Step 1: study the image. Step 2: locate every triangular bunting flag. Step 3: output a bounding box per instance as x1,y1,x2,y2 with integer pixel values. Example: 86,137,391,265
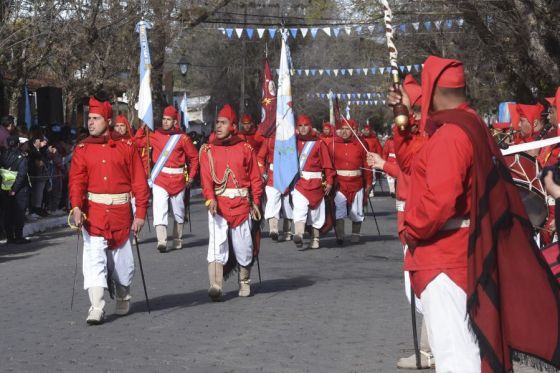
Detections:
414,64,420,72
457,18,464,27
355,69,361,75
340,69,347,75
399,65,405,72
296,69,302,76
257,28,265,38
225,28,234,39
379,67,385,74
290,69,295,76
301,28,308,38
333,69,339,76
305,69,310,76
399,24,406,33
382,100,386,105
322,27,331,36
357,93,361,99
363,68,368,75
268,28,277,38
412,22,420,31
325,69,331,76
235,28,243,38
333,27,340,37
347,94,352,99
407,65,412,72
374,100,378,105
434,20,442,30
345,26,352,36
445,19,453,29
310,69,317,76
316,93,320,98
370,67,377,75
424,21,432,31
348,69,354,76
367,93,372,99
368,25,375,33
289,28,298,38
246,28,254,39
319,69,324,76
310,28,318,38
337,94,341,99
355,26,363,33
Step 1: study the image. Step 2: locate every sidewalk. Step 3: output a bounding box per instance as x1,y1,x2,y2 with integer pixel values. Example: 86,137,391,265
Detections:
19,188,202,237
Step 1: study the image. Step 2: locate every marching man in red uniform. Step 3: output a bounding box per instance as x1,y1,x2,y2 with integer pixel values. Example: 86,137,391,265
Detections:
200,104,263,301
319,122,334,142
382,134,397,197
330,119,373,245
135,106,199,253
390,56,560,372
361,124,383,195
237,113,264,153
69,97,149,325
291,114,335,249
257,135,294,241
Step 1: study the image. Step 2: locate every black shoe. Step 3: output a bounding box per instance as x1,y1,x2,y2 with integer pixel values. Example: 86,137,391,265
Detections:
390,193,396,199
270,232,279,241
336,239,344,246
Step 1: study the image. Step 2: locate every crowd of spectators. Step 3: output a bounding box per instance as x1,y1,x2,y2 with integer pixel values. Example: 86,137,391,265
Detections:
0,115,78,244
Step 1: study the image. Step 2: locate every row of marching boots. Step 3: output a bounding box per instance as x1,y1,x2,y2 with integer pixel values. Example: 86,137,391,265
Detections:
155,222,183,253
267,218,362,249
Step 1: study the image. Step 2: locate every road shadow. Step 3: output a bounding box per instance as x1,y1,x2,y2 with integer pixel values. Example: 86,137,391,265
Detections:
138,236,208,249
130,276,315,313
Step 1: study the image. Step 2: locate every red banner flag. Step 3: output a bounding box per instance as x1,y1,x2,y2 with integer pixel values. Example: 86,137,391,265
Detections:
259,58,277,138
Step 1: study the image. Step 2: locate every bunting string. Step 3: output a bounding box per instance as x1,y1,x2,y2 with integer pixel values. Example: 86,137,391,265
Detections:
274,63,423,77
217,19,464,40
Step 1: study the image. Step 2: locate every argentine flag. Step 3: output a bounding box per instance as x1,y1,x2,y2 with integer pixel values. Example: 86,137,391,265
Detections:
273,30,298,192
135,20,154,130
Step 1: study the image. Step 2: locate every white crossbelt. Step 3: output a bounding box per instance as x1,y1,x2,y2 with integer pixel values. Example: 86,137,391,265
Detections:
388,153,396,158
216,188,249,199
162,167,184,174
300,171,322,180
337,169,362,177
269,164,273,171
87,192,130,205
396,199,405,212
441,218,470,231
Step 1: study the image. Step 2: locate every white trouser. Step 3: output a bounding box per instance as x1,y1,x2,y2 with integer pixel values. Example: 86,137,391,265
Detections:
291,189,325,229
207,212,253,266
387,174,396,194
403,244,423,314
152,184,185,226
131,196,136,216
334,189,364,222
82,228,135,290
264,185,293,220
421,273,481,373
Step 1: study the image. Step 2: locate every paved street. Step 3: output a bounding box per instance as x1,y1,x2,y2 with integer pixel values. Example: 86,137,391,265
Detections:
0,188,539,372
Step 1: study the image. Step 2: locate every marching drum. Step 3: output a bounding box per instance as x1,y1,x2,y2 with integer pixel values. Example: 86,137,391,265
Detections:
503,152,548,228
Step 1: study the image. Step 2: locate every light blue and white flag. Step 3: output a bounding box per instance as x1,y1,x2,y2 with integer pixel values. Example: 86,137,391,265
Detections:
180,92,189,129
273,30,298,192
24,83,32,129
135,20,154,130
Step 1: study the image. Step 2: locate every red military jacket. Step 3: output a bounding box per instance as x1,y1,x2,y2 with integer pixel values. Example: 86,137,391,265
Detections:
330,136,373,203
200,135,263,228
382,137,397,165
390,126,430,236
363,133,383,155
257,136,275,188
69,133,150,249
238,127,264,153
403,105,476,296
294,134,335,209
135,127,199,195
